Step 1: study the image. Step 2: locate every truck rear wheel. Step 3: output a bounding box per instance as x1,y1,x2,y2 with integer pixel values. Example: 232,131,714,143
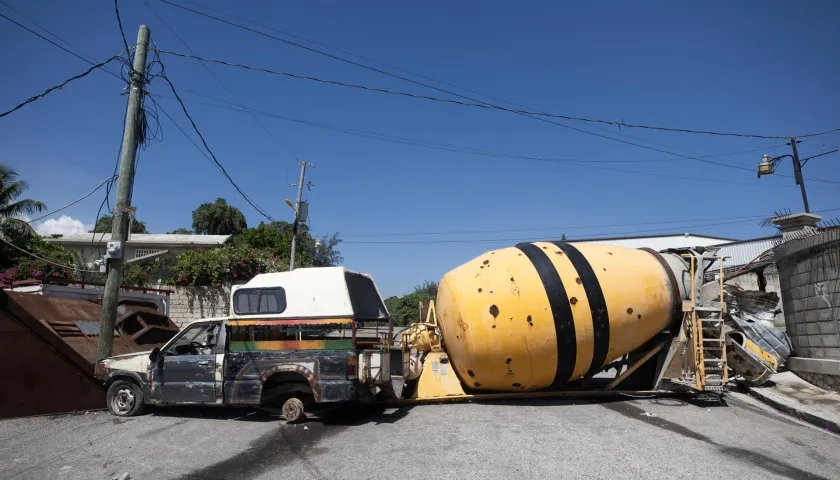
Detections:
282,397,306,423
107,380,146,417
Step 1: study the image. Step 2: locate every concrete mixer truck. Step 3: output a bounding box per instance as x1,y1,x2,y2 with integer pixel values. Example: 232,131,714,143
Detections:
95,241,774,422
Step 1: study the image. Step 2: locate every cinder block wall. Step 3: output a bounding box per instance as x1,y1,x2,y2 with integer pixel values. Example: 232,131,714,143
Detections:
167,285,231,327
776,229,840,390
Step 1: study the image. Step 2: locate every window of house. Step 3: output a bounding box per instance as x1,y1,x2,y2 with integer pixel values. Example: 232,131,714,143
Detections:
233,288,287,315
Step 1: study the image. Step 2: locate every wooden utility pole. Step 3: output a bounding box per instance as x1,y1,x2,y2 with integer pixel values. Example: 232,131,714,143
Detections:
96,25,150,361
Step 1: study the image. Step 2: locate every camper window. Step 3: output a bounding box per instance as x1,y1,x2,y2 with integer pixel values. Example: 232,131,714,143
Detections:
233,288,287,315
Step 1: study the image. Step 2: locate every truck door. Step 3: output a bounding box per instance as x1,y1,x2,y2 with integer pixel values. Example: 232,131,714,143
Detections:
153,322,221,404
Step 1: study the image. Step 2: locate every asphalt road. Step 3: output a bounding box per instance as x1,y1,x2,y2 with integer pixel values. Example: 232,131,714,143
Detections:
1,392,838,480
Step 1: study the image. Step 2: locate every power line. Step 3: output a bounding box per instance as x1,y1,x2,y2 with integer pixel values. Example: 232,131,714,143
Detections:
158,50,837,143
0,237,100,273
154,2,840,141
802,147,840,164
152,90,773,164
155,50,840,183
329,207,840,239
141,0,299,162
0,56,122,119
26,176,117,224
174,0,840,145
0,10,125,82
113,0,132,61
155,0,840,177
166,0,794,166
150,91,840,190
340,209,840,244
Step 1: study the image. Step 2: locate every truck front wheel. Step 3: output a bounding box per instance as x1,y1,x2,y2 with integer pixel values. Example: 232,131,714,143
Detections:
282,397,306,423
107,380,146,417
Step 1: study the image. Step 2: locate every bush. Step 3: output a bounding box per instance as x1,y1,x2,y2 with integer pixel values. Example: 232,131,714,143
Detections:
168,244,288,287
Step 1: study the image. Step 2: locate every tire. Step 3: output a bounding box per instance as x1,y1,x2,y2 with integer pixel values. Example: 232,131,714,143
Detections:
107,380,146,417
281,397,306,423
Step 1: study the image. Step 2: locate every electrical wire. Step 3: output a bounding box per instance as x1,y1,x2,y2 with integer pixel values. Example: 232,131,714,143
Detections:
0,11,127,83
338,212,840,244
141,0,299,162
0,56,123,119
150,90,840,190
153,4,840,141
158,50,834,141
114,0,132,62
164,0,795,166
147,93,277,222
0,0,125,80
151,90,775,164
157,0,840,179
801,147,840,165
331,211,830,238
172,0,840,145
25,176,118,224
0,237,101,273
155,50,840,183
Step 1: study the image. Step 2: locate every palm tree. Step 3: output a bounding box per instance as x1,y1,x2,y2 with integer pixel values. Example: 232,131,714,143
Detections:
0,164,46,239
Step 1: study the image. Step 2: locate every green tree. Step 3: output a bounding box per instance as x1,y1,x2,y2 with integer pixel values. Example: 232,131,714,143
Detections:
413,280,438,298
168,228,194,235
312,233,344,267
192,198,247,235
384,280,439,326
234,221,343,268
90,214,148,234
0,164,46,243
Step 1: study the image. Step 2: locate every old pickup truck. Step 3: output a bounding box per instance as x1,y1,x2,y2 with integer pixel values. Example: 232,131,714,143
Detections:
94,267,405,422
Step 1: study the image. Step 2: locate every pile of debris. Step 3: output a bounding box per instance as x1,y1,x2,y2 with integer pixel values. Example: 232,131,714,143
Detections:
722,285,792,386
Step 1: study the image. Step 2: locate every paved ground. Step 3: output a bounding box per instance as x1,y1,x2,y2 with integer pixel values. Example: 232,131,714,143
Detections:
1,392,839,480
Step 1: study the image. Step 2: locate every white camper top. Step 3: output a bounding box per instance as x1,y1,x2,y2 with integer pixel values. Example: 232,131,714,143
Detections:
229,266,389,320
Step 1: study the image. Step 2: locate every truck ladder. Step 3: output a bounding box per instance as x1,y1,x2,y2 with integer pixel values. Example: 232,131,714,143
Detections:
684,253,729,393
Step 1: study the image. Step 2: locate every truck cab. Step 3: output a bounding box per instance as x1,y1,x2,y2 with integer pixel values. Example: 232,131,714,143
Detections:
94,267,404,422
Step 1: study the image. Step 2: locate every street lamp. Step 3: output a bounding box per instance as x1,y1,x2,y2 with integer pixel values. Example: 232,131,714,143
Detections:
758,140,840,214
758,137,810,213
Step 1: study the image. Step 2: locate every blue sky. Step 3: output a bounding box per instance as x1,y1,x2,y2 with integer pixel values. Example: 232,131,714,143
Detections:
1,0,839,296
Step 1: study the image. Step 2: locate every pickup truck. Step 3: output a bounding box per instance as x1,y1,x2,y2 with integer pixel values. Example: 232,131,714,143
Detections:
94,267,405,423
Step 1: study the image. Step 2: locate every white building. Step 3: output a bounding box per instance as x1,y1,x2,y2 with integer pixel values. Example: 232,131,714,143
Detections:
45,233,231,267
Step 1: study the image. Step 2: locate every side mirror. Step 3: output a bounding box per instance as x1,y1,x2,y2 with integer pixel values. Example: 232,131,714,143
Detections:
149,347,161,364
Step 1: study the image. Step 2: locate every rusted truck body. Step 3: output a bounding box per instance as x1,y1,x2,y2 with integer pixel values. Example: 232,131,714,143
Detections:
94,267,400,422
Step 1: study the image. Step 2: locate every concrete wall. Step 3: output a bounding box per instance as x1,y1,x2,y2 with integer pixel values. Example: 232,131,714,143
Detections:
725,264,781,294
167,285,231,327
776,229,840,390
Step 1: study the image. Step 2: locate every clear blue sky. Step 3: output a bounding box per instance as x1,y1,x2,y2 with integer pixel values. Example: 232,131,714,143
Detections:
2,1,839,297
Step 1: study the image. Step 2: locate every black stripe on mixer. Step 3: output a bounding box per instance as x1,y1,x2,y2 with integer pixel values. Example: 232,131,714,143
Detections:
515,242,576,386
552,242,610,376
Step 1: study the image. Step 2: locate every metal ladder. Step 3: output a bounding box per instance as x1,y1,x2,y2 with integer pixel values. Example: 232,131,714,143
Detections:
684,252,729,393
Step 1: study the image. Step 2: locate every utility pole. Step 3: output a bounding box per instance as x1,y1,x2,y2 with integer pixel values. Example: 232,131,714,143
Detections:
289,160,307,270
789,137,810,213
96,25,150,361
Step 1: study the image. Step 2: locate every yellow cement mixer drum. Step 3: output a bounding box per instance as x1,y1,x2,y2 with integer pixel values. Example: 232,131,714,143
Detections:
436,241,681,392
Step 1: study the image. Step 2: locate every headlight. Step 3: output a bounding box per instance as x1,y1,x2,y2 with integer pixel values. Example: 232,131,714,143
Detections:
93,361,107,379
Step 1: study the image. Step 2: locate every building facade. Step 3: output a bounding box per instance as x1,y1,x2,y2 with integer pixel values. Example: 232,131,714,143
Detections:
45,233,231,267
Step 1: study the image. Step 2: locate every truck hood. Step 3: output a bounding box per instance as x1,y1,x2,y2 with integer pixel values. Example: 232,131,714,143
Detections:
100,350,152,374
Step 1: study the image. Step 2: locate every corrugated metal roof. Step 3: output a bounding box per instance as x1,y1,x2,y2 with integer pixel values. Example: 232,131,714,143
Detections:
571,233,737,251
46,233,230,247
708,235,780,269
